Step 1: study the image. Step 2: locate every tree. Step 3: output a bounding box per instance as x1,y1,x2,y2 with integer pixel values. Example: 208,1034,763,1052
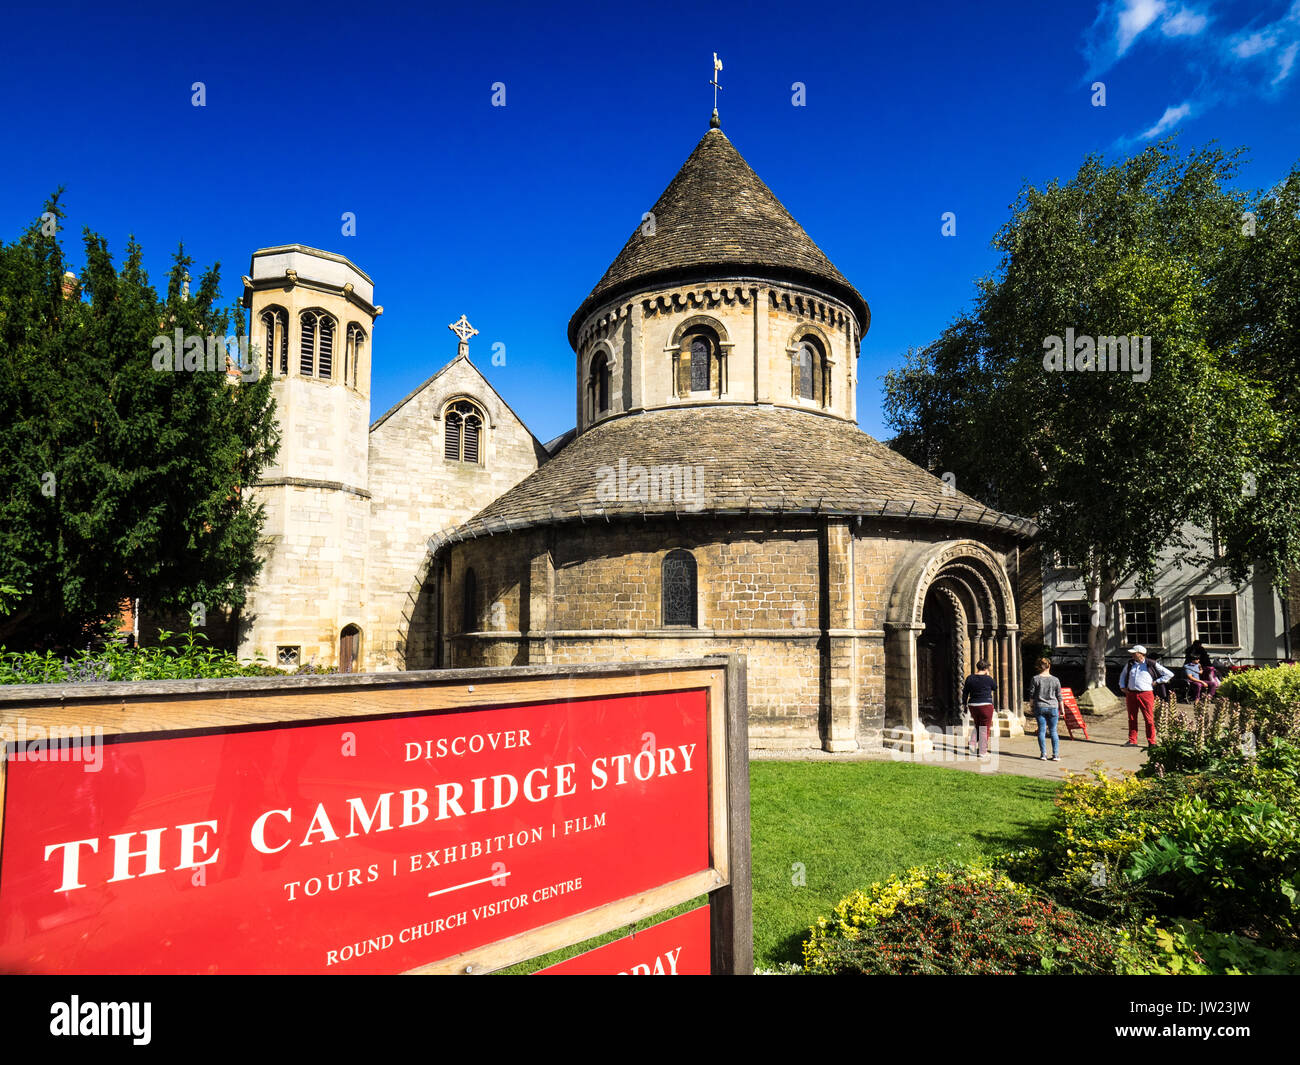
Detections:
883,142,1298,694
0,194,279,650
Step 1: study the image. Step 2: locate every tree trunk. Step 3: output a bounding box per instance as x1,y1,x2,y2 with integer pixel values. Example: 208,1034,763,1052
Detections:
1084,566,1114,691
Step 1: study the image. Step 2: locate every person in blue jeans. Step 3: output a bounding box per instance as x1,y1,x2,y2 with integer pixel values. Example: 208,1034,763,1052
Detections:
1027,657,1064,761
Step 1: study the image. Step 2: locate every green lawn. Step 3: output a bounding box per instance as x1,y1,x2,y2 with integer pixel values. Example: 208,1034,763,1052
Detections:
500,760,1060,973
750,761,1060,968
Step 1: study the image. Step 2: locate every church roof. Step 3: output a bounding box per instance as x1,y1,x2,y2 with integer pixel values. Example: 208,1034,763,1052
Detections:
441,406,1036,543
568,129,870,346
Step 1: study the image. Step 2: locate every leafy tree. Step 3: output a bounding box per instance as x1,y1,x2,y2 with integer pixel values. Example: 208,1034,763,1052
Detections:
0,194,279,650
883,142,1298,692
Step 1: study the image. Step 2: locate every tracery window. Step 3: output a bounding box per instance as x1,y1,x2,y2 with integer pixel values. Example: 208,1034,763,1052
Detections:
260,307,288,375
299,309,336,378
344,323,366,389
445,399,485,465
662,549,698,627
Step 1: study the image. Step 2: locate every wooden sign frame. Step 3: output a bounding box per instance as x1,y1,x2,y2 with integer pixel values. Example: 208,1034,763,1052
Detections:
0,655,752,975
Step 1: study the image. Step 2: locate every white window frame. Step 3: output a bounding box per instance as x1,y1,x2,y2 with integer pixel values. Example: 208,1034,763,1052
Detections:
1119,597,1163,650
1189,595,1239,649
1055,601,1090,647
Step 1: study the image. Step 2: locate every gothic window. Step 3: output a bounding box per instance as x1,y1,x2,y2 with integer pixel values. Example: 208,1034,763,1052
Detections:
662,549,698,627
792,336,830,406
587,351,611,419
260,307,287,375
345,323,366,389
299,309,336,378
444,399,485,465
462,568,478,633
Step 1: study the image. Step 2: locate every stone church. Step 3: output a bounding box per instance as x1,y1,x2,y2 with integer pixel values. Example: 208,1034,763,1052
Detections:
236,121,1038,752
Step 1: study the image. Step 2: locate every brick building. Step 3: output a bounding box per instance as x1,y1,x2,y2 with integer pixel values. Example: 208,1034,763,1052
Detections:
236,121,1038,752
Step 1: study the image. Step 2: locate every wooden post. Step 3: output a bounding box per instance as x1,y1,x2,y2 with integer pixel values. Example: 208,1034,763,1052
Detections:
710,654,753,974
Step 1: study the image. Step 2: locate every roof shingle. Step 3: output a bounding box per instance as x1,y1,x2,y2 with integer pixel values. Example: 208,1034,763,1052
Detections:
568,129,870,345
443,406,1036,543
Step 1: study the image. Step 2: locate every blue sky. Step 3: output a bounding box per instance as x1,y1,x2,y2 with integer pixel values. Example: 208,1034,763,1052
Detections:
2,0,1297,443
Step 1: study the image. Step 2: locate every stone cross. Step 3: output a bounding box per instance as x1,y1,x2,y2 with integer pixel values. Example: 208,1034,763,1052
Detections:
448,315,478,358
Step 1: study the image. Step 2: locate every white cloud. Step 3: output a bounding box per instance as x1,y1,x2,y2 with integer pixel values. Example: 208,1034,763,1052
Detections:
1118,0,1167,54
1275,40,1299,83
1162,7,1207,37
1139,101,1193,138
1234,31,1276,58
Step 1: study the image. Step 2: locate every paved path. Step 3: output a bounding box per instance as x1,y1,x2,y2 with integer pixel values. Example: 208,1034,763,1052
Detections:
752,705,1147,781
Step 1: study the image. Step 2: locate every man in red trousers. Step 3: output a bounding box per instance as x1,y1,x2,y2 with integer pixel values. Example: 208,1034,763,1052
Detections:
1118,644,1173,748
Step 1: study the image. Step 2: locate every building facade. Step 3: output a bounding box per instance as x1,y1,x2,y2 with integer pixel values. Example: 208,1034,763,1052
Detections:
235,124,1039,752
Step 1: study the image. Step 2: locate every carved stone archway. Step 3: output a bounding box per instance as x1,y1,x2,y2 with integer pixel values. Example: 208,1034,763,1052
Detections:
884,539,1023,752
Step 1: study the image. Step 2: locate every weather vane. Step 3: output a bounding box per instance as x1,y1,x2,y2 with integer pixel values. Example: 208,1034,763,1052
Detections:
710,52,723,128
448,314,478,357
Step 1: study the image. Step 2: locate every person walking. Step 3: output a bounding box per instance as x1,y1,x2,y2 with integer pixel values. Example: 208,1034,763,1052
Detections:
962,659,998,759
1119,644,1173,748
1028,657,1064,761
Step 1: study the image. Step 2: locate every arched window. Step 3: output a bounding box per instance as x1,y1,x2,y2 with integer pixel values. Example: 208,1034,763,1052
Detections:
344,323,366,389
793,336,830,406
587,351,611,419
675,326,725,398
299,309,336,378
444,399,485,465
662,549,698,627
260,307,287,375
462,568,477,632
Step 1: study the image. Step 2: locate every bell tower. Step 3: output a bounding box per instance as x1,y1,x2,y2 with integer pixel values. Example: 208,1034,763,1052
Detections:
238,245,382,670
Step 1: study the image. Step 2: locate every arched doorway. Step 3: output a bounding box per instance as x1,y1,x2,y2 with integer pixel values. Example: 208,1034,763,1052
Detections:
339,624,362,673
885,539,1021,749
918,585,962,726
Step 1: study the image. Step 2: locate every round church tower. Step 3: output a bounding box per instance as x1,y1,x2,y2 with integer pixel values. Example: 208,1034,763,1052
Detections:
427,126,1038,753
569,127,869,431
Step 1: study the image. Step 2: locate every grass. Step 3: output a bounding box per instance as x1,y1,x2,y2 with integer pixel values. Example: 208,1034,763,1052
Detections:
501,759,1060,972
750,760,1060,969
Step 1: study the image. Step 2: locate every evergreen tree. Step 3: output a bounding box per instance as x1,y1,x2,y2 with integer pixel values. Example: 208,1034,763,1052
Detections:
0,194,279,650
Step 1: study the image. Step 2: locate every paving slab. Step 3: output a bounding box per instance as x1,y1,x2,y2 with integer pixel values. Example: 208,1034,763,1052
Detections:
751,701,1149,782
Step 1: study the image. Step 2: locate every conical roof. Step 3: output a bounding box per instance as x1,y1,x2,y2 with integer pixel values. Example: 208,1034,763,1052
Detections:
441,406,1037,544
568,128,870,346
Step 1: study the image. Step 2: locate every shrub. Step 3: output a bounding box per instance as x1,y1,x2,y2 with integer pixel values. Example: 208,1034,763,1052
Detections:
1127,790,1300,945
1117,918,1300,975
1215,665,1300,741
805,868,1118,975
0,630,332,684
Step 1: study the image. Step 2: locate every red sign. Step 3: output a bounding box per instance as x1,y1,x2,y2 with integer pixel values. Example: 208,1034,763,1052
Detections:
1058,687,1090,740
536,905,710,975
0,689,710,974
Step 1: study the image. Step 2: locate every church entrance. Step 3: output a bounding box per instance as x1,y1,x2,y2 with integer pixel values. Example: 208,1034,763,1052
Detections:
918,585,961,726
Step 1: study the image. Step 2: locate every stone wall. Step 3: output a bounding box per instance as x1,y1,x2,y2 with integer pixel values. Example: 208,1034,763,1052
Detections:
366,355,545,670
435,514,1024,750
572,279,860,433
